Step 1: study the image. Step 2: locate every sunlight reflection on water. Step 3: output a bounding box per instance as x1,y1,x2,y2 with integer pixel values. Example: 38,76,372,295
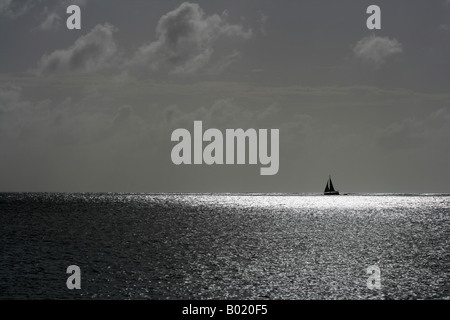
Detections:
0,193,449,299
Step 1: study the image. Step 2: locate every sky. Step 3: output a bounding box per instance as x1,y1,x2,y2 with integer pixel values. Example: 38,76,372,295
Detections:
0,0,449,193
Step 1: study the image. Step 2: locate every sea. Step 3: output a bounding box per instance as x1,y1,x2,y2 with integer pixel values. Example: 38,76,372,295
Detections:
0,192,448,300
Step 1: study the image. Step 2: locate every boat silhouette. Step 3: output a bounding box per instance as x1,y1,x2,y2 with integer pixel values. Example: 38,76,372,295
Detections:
324,175,339,195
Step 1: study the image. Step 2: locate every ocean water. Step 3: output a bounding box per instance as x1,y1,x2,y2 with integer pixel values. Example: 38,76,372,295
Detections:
0,193,448,300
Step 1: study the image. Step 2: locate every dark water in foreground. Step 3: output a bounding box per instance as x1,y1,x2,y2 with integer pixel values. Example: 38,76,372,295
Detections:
0,193,449,300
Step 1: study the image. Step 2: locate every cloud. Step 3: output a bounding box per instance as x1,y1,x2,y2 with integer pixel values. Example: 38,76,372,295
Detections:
38,7,62,31
259,11,269,24
353,35,403,67
37,0,87,31
2,77,449,192
162,99,257,131
0,83,143,153
63,0,87,6
0,0,33,19
258,11,269,36
0,0,87,30
0,0,11,14
33,2,251,77
0,83,23,110
37,23,119,75
112,105,137,134
128,2,252,75
160,99,311,147
0,83,51,145
280,114,313,147
377,108,450,150
206,50,241,75
377,118,425,149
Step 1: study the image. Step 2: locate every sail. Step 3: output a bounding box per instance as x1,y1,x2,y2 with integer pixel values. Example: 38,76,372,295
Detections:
324,181,330,193
329,177,335,191
323,175,339,195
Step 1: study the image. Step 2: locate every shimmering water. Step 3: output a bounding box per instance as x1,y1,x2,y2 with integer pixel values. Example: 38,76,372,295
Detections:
0,193,449,299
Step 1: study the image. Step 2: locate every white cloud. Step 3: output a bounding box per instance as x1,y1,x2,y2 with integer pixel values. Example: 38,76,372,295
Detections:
127,2,252,75
33,2,251,76
353,35,403,67
37,23,119,75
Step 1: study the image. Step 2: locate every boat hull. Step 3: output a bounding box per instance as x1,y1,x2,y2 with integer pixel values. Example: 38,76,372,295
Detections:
324,191,340,195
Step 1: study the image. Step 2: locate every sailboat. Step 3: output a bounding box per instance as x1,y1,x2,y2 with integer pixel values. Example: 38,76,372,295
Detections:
324,175,339,195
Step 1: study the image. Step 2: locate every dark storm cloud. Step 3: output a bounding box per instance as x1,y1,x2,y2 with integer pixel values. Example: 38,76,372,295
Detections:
128,2,252,74
37,23,119,75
